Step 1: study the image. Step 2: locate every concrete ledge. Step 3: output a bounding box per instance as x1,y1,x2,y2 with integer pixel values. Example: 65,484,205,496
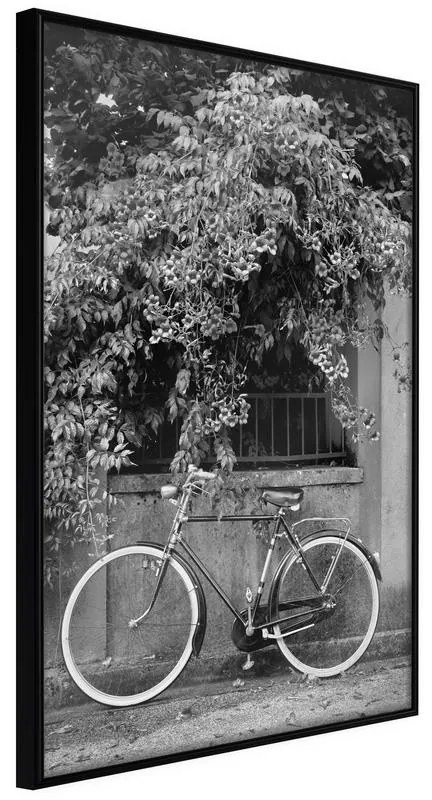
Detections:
109,467,364,494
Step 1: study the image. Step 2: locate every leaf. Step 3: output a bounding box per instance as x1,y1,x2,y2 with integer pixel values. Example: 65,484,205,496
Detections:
397,152,410,168
42,45,412,574
49,724,74,736
127,219,139,238
175,369,191,396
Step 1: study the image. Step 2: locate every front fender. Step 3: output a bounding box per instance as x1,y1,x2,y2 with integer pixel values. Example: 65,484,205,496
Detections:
268,530,382,620
136,541,207,657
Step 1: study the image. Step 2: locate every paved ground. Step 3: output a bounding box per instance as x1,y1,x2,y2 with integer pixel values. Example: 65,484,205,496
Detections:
44,656,412,778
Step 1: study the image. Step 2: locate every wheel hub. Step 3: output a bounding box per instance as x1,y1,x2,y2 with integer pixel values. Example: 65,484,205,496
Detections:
323,595,337,614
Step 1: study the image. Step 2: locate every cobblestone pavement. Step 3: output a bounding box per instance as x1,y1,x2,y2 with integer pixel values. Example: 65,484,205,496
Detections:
44,656,412,778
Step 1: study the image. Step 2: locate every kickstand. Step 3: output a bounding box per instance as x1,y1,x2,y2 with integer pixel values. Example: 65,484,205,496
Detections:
242,653,255,671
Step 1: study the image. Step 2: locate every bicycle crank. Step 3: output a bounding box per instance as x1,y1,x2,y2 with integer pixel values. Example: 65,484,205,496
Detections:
262,622,315,640
231,607,273,653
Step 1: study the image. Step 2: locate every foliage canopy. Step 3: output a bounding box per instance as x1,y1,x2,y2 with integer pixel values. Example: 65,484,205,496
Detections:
43,24,412,558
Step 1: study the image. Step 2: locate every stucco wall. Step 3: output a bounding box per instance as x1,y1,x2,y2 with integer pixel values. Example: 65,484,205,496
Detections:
44,445,413,670
110,468,367,662
379,291,412,631
345,289,413,637
45,467,364,665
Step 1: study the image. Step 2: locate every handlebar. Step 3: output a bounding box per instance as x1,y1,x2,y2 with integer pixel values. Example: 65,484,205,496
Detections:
192,469,215,482
186,465,215,483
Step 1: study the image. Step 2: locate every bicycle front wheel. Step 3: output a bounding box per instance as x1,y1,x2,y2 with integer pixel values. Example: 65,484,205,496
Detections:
273,534,379,677
62,545,199,706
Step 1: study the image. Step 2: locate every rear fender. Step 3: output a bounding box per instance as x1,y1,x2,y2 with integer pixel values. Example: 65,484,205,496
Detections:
136,541,207,657
268,530,382,619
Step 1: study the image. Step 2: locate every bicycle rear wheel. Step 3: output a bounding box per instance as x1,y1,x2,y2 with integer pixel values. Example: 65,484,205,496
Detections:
273,534,379,677
62,545,199,706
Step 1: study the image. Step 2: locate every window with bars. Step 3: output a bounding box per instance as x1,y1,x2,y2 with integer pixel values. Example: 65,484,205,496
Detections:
140,393,345,468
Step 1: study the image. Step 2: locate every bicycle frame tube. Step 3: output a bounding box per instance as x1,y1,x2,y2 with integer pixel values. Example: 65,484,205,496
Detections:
179,538,245,624
185,514,276,522
278,515,324,594
178,520,327,631
178,507,326,627
252,512,283,616
131,477,328,632
173,506,284,626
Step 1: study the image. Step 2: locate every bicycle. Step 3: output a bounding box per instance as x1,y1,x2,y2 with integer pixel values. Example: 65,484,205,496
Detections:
62,465,381,707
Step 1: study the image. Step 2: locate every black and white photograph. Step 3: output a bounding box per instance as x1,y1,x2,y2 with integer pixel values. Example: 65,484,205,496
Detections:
16,6,418,789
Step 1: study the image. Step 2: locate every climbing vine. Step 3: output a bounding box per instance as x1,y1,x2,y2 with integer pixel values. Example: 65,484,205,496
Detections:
43,25,413,565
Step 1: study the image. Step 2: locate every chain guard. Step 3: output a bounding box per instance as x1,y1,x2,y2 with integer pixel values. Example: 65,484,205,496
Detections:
231,607,273,653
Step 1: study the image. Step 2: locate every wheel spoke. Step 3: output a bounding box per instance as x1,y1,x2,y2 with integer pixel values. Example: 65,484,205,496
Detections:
274,535,379,677
62,546,199,705
331,557,369,596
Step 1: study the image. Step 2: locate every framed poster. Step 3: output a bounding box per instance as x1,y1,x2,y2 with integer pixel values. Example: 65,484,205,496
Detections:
16,7,418,789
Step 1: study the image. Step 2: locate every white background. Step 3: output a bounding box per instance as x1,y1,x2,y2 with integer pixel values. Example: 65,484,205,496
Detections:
2,0,430,797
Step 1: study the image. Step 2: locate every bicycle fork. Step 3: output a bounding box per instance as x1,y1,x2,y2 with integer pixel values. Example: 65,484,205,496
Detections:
128,485,192,629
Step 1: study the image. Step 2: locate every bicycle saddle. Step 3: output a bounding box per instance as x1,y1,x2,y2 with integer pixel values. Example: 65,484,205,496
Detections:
261,487,304,507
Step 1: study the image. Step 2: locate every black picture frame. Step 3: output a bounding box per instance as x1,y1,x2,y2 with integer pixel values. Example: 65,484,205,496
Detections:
16,7,419,789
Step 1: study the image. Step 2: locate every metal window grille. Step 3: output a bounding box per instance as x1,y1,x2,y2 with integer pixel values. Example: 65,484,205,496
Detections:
140,393,345,466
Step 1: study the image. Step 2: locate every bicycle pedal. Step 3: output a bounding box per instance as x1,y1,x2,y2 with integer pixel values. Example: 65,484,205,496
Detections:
242,654,255,671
